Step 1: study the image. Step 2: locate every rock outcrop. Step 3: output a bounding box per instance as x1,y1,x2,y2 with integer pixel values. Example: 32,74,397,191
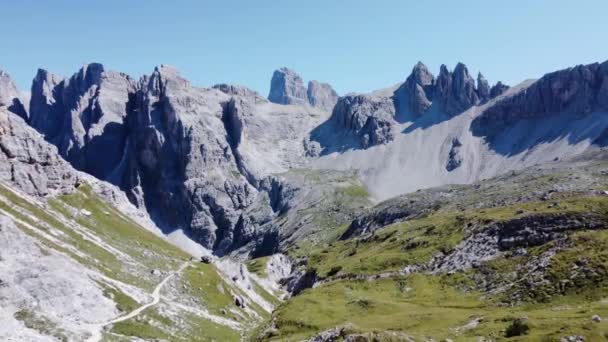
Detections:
307,80,338,112
473,61,608,137
0,107,78,196
330,94,395,148
0,70,27,120
120,65,257,253
268,68,338,111
28,64,136,180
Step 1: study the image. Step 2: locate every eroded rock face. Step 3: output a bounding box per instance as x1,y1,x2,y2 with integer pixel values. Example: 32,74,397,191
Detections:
123,65,257,253
29,64,136,180
474,61,608,135
307,80,338,112
0,108,78,196
213,83,267,104
330,94,395,148
396,62,435,115
0,70,27,120
268,67,308,106
268,68,339,111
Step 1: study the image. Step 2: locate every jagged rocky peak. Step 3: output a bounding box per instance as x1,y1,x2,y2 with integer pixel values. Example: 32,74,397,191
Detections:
330,93,395,148
268,67,338,110
28,63,135,179
0,69,28,119
399,61,435,115
397,61,509,117
268,67,308,106
307,80,338,112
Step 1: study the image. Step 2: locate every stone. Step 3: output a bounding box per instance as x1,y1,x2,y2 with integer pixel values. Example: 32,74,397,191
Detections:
592,314,601,322
446,137,463,171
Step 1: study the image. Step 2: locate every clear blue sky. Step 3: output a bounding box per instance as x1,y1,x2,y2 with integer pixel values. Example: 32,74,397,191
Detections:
1,0,607,95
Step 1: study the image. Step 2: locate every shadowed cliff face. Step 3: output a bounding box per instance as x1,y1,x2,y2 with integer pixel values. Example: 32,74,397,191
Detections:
472,61,608,155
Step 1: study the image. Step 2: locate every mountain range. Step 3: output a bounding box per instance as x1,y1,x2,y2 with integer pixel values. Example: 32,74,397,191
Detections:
1,59,608,341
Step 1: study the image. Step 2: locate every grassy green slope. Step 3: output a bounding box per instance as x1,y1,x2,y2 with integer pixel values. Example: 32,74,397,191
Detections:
259,156,608,341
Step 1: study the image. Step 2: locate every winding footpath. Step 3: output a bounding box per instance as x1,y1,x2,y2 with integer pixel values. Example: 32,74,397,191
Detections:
86,261,191,341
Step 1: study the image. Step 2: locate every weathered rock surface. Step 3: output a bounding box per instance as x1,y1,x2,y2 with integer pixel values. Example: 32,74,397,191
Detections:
395,62,508,117
268,67,308,106
396,61,435,115
446,137,463,171
307,80,338,112
0,107,78,196
213,83,267,103
474,61,608,136
122,65,256,253
268,68,339,111
29,63,136,180
0,70,27,120
329,93,395,148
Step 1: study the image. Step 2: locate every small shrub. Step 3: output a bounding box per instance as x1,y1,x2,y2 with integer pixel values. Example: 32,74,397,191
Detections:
505,318,530,337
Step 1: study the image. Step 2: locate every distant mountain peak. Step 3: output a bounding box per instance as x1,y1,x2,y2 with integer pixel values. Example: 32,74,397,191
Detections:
268,67,338,111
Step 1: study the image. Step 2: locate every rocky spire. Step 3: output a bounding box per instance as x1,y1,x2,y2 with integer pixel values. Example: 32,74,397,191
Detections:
401,61,435,115
268,67,308,106
477,72,490,103
29,68,64,136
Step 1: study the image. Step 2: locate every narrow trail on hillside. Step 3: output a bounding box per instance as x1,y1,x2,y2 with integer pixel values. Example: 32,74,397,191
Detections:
86,261,191,341
105,261,191,325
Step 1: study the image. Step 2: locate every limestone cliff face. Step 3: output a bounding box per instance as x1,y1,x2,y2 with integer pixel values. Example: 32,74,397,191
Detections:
475,61,608,129
28,64,136,179
0,107,78,196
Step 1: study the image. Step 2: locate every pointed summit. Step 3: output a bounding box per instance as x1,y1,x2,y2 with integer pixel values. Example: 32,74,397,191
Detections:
408,61,435,86
398,61,436,115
